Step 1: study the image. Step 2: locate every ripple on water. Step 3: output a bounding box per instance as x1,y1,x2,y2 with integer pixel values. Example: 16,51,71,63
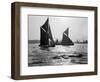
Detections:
28,43,88,66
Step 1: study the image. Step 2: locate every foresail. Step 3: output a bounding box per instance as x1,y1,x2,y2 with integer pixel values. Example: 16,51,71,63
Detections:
48,23,53,41
48,21,55,47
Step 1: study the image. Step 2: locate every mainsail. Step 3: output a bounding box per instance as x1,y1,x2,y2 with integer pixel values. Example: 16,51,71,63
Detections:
40,18,55,47
61,28,74,45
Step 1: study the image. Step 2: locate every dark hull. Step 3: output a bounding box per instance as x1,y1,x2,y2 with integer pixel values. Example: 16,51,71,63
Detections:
39,44,55,48
39,45,49,48
55,42,74,46
61,43,74,46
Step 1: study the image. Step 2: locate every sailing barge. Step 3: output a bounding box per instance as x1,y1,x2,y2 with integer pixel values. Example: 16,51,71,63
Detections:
39,18,74,47
39,18,55,47
61,28,74,45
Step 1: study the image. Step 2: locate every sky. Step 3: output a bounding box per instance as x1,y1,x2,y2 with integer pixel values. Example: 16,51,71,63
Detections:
28,15,88,42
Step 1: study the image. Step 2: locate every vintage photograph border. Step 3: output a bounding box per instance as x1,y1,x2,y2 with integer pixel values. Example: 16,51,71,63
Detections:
11,2,98,80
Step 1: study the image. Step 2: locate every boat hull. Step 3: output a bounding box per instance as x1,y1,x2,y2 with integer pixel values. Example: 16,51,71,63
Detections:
61,43,74,46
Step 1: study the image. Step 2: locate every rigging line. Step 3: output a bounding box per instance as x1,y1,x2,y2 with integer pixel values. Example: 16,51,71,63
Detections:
41,27,46,32
64,32,68,37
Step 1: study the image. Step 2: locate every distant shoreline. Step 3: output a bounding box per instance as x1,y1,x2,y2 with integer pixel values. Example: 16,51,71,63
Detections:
28,40,40,44
28,40,88,44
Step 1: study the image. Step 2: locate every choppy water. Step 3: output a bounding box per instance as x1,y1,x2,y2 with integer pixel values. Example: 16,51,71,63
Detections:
28,43,88,66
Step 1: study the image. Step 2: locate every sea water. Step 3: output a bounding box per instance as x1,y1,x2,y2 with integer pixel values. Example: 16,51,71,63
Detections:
28,43,88,66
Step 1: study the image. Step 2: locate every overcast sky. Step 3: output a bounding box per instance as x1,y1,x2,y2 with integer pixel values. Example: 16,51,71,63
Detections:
28,15,88,41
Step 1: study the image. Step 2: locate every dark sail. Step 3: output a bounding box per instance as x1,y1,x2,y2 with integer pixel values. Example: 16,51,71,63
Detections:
40,18,55,47
61,28,74,45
